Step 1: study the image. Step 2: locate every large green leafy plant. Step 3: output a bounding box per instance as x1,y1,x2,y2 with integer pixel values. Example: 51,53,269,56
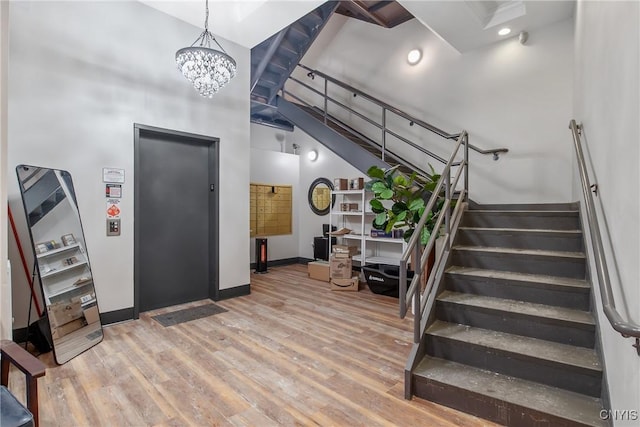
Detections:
366,165,444,245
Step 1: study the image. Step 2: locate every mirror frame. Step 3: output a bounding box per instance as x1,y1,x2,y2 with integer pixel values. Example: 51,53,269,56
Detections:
15,164,103,364
308,177,335,216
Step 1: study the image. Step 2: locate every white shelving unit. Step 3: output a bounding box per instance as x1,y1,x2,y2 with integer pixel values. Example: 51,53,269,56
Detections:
37,243,91,304
329,189,407,266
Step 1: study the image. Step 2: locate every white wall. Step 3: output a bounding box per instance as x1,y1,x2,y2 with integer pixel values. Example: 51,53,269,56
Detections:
249,122,364,261
249,144,300,263
293,128,364,260
573,1,640,423
8,1,250,328
298,16,575,204
1,0,11,340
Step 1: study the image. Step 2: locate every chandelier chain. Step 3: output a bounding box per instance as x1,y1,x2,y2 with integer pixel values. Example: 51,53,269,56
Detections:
204,0,209,32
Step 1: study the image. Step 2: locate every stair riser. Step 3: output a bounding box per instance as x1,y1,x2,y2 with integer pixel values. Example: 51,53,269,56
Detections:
462,212,580,230
451,250,586,279
425,336,602,397
436,302,596,348
457,229,584,252
413,377,601,427
444,274,591,310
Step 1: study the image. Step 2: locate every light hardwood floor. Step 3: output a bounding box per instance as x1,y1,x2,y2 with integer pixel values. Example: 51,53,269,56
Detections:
8,264,498,426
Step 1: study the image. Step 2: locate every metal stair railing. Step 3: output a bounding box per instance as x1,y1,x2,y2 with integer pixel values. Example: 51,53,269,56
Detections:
282,64,508,168
399,131,469,343
569,120,640,355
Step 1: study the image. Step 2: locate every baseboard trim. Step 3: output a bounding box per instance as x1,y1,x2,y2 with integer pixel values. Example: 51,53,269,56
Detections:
250,257,311,269
101,307,135,325
215,284,250,301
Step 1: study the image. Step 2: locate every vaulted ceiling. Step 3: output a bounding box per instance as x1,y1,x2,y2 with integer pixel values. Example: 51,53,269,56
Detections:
142,0,575,52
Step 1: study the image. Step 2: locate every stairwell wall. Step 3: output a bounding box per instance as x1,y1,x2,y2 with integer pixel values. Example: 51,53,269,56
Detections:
298,16,574,204
249,125,300,264
573,1,640,423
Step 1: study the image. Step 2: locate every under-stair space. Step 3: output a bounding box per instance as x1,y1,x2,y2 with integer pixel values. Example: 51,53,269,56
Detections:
411,204,607,427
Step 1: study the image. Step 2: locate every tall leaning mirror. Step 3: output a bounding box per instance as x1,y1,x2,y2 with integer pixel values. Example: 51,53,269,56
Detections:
16,165,103,364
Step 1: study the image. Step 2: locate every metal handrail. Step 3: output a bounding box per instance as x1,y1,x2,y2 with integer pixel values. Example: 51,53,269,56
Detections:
296,64,509,159
569,120,640,354
398,131,469,343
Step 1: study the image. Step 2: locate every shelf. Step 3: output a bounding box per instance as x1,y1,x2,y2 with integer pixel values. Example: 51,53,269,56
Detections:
331,211,375,216
41,261,88,279
45,280,93,299
332,190,366,195
340,234,405,244
360,255,401,266
36,243,81,259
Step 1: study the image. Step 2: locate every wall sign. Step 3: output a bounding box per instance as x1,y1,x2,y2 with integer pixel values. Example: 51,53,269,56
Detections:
103,167,125,183
105,184,122,198
106,198,121,219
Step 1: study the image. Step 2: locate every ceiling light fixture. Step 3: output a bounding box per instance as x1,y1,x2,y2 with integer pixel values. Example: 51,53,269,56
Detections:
407,48,422,65
308,149,318,161
498,27,511,36
175,0,237,98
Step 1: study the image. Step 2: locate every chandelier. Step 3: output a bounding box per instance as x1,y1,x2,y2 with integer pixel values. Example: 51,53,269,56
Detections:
175,0,237,97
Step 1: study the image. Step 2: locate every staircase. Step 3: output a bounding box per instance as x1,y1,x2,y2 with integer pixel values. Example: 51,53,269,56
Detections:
250,2,338,131
411,204,607,426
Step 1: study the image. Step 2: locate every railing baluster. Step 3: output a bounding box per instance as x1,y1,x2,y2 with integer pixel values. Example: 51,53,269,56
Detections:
382,108,386,161
445,169,451,252
323,79,328,125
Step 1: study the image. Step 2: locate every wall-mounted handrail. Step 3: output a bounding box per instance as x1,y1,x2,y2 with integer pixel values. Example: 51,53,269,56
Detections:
569,120,640,355
296,64,509,159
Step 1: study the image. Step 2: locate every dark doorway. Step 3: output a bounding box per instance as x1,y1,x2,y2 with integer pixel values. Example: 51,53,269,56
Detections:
134,124,219,316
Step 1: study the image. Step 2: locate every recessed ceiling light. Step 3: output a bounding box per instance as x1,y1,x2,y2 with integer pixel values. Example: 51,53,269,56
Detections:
498,27,511,36
308,149,318,161
407,48,422,65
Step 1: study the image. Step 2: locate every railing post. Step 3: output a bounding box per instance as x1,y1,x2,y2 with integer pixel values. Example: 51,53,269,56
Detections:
445,169,451,252
323,79,328,125
382,108,387,161
464,133,469,196
399,259,407,317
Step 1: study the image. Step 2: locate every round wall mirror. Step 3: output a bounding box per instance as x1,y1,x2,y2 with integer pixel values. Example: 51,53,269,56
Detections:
308,177,335,216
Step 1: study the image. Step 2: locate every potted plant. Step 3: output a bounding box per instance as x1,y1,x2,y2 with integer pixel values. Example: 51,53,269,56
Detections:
365,165,444,246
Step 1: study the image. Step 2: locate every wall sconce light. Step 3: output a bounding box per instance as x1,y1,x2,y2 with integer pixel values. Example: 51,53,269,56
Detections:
407,48,422,65
308,149,318,161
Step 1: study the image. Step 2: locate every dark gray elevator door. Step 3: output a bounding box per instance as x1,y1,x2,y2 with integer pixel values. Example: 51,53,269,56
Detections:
138,131,211,312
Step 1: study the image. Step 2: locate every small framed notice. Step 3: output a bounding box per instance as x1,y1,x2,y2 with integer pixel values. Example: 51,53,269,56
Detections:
103,167,125,183
105,184,122,198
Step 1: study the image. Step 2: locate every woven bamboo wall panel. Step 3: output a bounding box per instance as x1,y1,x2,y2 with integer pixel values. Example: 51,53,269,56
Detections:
250,184,292,237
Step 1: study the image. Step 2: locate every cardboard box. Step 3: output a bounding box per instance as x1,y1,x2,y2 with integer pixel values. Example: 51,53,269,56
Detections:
308,261,330,282
48,300,83,327
333,245,359,256
51,317,86,340
339,203,359,212
334,178,348,190
331,276,359,291
83,305,100,324
330,255,352,279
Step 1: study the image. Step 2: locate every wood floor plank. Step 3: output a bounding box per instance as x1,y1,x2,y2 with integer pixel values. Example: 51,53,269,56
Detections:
10,264,498,426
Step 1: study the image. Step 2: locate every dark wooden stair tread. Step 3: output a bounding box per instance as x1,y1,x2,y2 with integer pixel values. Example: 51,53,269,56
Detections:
414,356,606,427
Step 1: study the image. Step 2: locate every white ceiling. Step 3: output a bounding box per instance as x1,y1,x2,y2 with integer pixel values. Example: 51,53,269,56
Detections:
141,0,575,52
396,0,575,52
140,0,325,49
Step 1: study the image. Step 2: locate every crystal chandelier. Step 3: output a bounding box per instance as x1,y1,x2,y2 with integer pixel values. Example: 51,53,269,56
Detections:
176,0,236,97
